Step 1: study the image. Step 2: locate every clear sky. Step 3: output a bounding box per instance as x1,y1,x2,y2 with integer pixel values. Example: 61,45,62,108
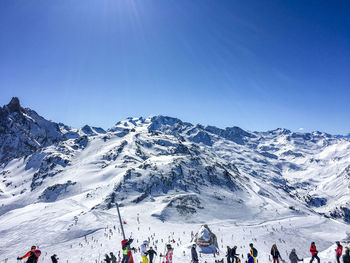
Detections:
1,0,349,134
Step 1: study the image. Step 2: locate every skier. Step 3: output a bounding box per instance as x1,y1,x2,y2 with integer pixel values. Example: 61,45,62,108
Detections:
309,242,320,263
336,241,343,263
230,246,240,263
246,253,254,263
121,238,133,263
105,253,111,263
226,246,232,263
51,254,59,263
289,249,303,263
110,252,117,263
146,247,157,263
141,240,149,263
191,244,199,263
343,248,350,263
249,243,258,263
271,244,283,263
17,246,41,263
161,244,173,263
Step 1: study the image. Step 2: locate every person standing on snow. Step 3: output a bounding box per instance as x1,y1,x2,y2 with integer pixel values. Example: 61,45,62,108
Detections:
249,243,258,263
121,238,133,263
289,248,303,263
246,253,254,263
105,253,111,263
226,246,232,263
51,254,59,263
309,242,320,263
336,242,343,263
110,252,117,263
146,247,157,263
342,248,350,263
191,244,199,263
141,240,150,263
161,244,174,263
17,246,41,263
271,244,283,263
230,246,240,263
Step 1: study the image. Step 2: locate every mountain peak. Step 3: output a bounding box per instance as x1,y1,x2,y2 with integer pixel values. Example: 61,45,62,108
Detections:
148,115,192,132
6,97,21,112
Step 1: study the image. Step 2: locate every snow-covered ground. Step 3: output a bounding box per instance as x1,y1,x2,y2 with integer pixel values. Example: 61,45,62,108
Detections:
1,200,348,262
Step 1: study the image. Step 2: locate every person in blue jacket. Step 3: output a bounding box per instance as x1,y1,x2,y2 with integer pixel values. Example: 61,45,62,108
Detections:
247,253,254,263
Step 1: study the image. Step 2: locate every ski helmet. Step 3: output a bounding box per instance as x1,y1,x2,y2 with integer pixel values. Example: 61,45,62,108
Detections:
121,239,128,246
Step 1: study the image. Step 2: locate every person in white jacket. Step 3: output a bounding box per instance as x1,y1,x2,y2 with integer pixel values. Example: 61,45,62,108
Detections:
141,240,149,263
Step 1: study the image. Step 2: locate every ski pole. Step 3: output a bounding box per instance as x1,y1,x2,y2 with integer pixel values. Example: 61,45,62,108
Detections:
115,202,126,240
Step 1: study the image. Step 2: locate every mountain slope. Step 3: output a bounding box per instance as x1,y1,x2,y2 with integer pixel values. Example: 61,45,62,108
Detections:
0,99,350,262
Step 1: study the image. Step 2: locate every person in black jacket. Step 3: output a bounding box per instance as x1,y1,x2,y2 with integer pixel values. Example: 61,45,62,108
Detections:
191,244,199,263
51,254,58,263
226,246,232,263
110,252,117,263
146,247,158,263
343,248,350,263
230,246,239,263
271,244,282,263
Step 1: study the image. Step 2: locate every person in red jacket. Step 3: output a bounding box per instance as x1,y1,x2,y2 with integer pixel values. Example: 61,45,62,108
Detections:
17,246,41,263
335,241,343,263
310,242,320,263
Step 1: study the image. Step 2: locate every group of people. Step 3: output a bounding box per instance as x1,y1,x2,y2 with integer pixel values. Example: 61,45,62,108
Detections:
190,243,258,263
121,238,173,263
226,245,240,263
140,240,158,263
16,240,350,263
308,241,350,263
191,241,350,263
104,252,118,263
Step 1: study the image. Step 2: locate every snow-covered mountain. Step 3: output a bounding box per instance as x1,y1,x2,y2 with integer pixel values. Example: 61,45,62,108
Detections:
1,98,349,262
0,97,63,164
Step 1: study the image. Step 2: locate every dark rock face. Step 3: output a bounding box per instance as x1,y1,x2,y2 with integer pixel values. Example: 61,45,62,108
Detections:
7,97,21,112
39,180,77,202
330,206,350,223
0,97,63,164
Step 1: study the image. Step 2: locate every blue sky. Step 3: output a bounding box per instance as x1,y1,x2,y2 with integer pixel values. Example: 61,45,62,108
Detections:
0,0,349,134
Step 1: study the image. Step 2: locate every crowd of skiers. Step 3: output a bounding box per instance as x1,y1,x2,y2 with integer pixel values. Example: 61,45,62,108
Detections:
121,238,173,263
15,240,350,263
190,241,350,263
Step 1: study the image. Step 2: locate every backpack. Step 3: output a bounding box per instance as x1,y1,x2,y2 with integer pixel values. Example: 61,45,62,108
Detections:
252,248,258,257
27,250,41,263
